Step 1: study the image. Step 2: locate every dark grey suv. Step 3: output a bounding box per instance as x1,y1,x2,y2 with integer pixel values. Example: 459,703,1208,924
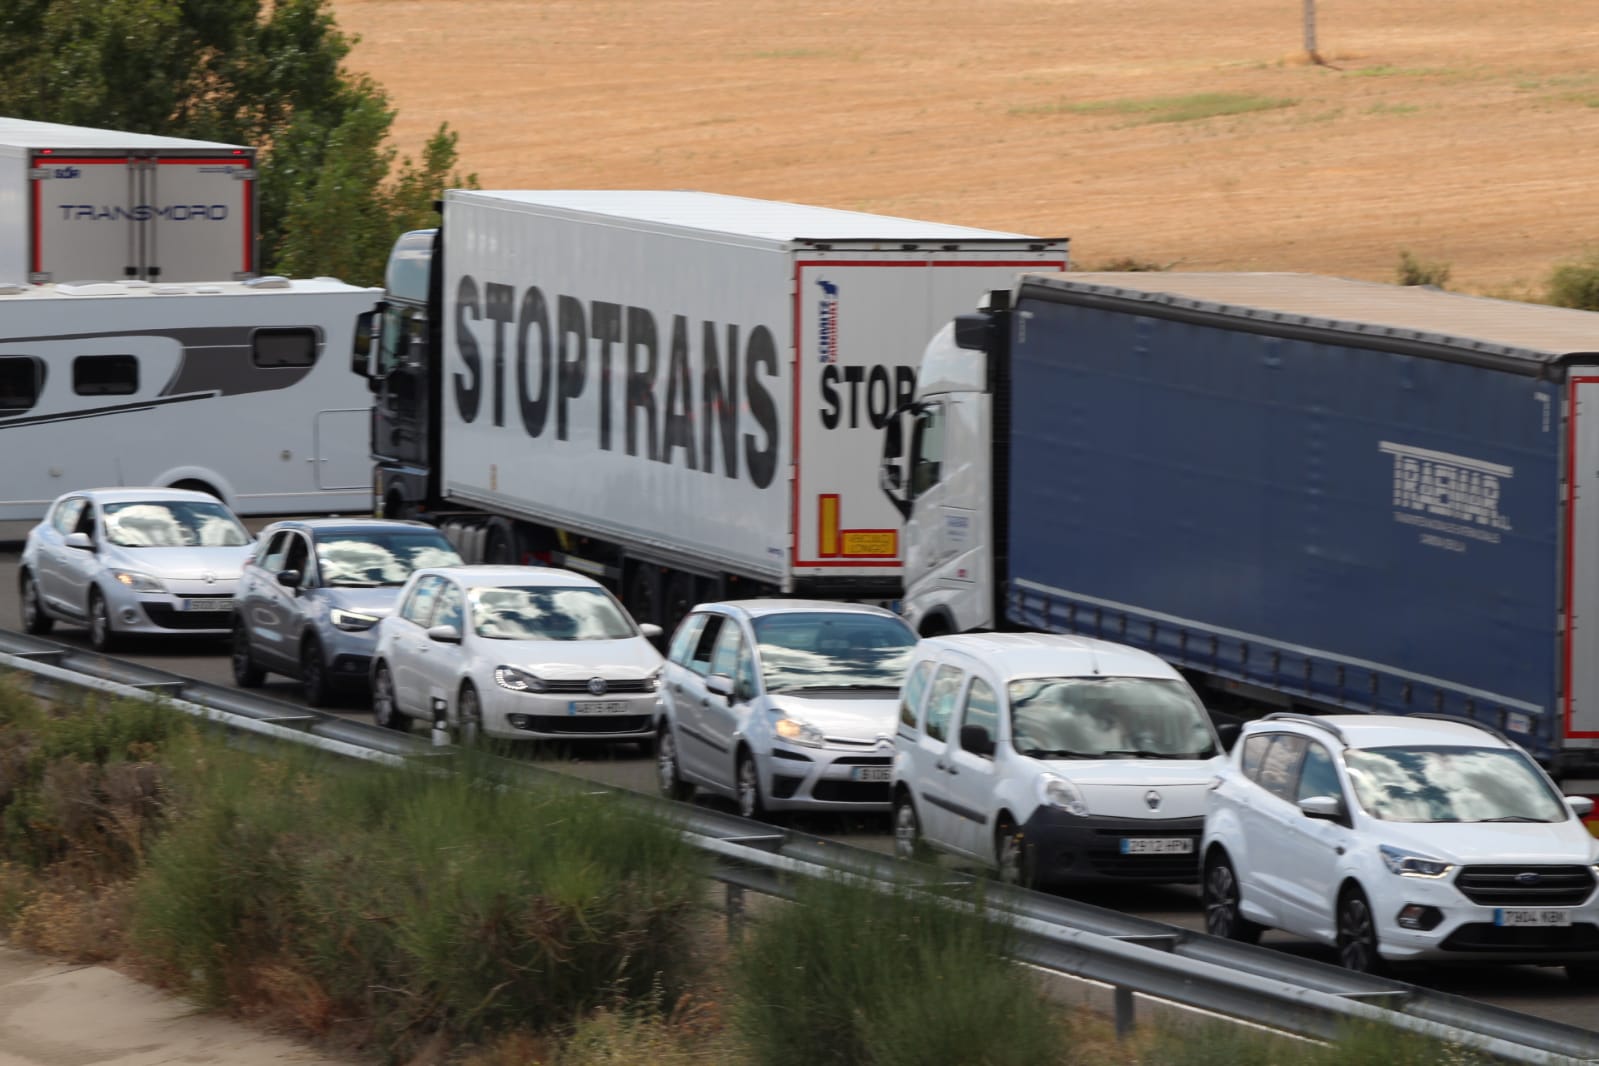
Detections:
231,518,461,704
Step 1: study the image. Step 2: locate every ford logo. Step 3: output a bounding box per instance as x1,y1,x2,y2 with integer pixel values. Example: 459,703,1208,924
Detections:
1145,790,1162,811
1515,871,1542,885
587,677,608,696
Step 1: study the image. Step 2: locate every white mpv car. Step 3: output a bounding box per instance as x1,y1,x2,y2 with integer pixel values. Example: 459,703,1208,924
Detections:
892,633,1224,887
1201,713,1599,981
369,565,663,744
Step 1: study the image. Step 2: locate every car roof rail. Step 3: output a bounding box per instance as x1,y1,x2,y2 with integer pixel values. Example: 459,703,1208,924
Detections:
1404,712,1514,747
1260,711,1346,743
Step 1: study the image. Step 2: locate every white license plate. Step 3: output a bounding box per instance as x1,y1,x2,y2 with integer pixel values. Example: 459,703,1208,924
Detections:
1494,908,1571,927
179,598,232,612
851,766,892,782
567,700,628,715
1120,837,1194,855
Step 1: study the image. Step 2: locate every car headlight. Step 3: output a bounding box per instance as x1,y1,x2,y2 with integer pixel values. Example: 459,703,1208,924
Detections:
110,569,165,593
1037,773,1089,816
494,666,547,693
646,669,663,692
774,716,826,748
330,608,381,632
1379,844,1453,878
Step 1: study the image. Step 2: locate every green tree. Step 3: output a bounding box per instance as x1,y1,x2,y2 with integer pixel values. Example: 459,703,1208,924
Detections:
0,0,473,286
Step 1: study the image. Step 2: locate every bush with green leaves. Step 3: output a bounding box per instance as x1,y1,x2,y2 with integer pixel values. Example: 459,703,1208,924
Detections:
1545,251,1599,310
1396,249,1451,287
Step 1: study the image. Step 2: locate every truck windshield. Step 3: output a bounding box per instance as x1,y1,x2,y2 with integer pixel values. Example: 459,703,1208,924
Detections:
316,533,461,587
469,586,637,641
753,613,916,692
1344,745,1569,823
103,500,249,547
1008,676,1216,759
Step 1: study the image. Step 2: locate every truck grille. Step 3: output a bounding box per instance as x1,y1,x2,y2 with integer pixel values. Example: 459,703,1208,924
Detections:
1454,866,1595,907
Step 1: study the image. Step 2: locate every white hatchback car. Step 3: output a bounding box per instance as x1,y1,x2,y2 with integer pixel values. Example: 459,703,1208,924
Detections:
654,600,917,819
19,487,256,651
1202,712,1599,981
368,565,664,743
892,633,1224,887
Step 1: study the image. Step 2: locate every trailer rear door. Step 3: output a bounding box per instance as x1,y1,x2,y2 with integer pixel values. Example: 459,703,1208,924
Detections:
1565,371,1599,742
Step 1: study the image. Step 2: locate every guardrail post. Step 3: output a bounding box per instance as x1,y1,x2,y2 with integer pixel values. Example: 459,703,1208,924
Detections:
1114,985,1135,1039
726,882,747,944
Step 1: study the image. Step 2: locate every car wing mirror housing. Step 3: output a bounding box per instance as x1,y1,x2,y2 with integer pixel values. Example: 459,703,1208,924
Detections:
706,674,735,698
639,622,663,641
65,532,94,550
276,569,302,589
959,723,996,757
1298,794,1343,820
427,624,462,644
1566,795,1595,819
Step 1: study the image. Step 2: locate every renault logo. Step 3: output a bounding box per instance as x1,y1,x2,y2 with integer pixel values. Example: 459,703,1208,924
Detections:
1145,790,1162,811
587,677,608,696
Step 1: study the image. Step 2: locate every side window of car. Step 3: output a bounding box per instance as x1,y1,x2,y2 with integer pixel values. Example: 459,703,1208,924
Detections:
258,531,291,573
923,665,965,742
74,502,98,538
52,497,87,536
669,613,706,665
956,677,999,758
401,576,444,626
899,660,935,730
734,640,759,702
282,534,311,580
1257,734,1309,802
687,615,725,677
1296,742,1342,804
709,623,742,679
432,582,465,632
1240,733,1271,780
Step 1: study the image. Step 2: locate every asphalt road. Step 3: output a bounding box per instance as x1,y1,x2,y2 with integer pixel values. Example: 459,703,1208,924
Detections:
2,541,1596,1029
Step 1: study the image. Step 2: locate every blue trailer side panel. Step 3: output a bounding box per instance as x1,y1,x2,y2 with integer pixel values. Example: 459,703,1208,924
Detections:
1004,296,1562,756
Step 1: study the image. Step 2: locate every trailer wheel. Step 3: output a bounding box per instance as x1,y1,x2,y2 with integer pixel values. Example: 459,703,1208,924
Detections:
483,518,518,565
170,479,221,501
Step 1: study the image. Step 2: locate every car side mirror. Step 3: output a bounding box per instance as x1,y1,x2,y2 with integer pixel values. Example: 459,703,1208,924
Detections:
1214,721,1241,752
1566,795,1595,818
959,723,995,757
276,569,302,589
639,622,663,641
65,532,94,550
706,674,734,698
1298,795,1343,820
427,624,461,644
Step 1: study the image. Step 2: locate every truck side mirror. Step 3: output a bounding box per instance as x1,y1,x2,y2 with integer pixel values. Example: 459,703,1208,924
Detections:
879,411,911,518
352,308,380,377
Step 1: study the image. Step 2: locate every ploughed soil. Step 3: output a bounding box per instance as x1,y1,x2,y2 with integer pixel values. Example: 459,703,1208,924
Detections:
333,0,1599,296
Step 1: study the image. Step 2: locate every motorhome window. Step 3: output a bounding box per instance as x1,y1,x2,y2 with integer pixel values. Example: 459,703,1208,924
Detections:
253,328,317,368
0,356,43,413
72,355,137,396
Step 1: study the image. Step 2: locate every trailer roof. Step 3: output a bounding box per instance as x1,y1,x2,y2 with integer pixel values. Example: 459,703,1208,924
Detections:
0,117,250,152
1026,271,1599,366
447,189,1060,245
0,277,375,301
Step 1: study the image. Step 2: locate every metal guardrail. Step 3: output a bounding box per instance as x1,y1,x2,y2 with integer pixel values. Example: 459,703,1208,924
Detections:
2,628,1597,1064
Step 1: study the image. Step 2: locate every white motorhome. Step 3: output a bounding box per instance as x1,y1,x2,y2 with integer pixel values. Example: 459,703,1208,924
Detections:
0,117,256,286
0,276,380,521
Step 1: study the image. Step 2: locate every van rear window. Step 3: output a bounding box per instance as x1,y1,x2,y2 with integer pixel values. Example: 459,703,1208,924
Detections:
73,354,137,395
0,356,44,413
253,328,317,368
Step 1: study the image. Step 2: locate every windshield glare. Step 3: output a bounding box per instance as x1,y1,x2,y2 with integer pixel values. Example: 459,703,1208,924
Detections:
1344,745,1568,823
104,501,249,547
470,586,636,641
753,613,916,692
1008,676,1216,758
316,534,461,587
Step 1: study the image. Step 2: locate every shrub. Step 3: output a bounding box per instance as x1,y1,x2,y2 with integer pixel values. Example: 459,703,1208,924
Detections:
1396,249,1451,287
1546,251,1599,310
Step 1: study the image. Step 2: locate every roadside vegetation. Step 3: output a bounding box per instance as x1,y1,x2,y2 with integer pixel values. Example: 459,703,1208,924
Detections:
0,673,1507,1064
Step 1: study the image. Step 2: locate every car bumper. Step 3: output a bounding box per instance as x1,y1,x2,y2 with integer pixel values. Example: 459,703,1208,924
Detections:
104,584,237,637
479,688,659,741
1369,876,1599,964
1019,809,1205,884
761,743,894,813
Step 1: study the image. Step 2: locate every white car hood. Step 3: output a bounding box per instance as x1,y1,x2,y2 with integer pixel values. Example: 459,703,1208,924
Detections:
1036,756,1223,819
103,544,253,581
1376,819,1599,864
766,692,900,743
492,637,662,679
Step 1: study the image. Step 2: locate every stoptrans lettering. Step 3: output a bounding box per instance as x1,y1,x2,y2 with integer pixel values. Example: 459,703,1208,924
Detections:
57,204,230,222
1379,441,1513,530
819,364,916,430
451,275,781,490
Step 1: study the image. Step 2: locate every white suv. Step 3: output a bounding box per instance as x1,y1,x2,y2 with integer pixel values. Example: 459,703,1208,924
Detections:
892,633,1224,887
1202,713,1599,981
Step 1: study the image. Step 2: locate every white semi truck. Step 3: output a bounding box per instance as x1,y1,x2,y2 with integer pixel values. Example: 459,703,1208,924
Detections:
356,190,1066,632
0,117,257,286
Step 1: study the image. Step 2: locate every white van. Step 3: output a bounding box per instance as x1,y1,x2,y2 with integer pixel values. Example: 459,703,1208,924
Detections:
892,632,1224,887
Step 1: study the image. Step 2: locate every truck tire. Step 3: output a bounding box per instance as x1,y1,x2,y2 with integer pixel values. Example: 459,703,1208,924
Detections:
483,518,519,565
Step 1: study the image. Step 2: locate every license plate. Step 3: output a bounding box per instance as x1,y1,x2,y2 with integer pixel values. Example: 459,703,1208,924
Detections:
179,598,232,612
851,766,892,782
1120,837,1194,855
1494,908,1571,927
567,700,628,715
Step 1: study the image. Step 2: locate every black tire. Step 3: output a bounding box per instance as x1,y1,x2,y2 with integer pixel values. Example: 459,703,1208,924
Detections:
231,622,265,688
458,683,483,746
995,816,1036,888
656,722,694,801
1203,852,1263,944
372,662,406,731
1336,886,1387,975
735,749,769,821
483,520,517,565
19,570,52,635
87,588,117,652
300,635,333,707
893,791,930,862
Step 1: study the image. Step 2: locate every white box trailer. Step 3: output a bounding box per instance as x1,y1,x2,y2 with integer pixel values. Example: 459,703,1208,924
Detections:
0,117,256,286
0,276,380,521
365,190,1067,629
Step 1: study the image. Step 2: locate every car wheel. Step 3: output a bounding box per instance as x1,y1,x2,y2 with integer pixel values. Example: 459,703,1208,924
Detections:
231,622,265,688
893,792,929,862
372,663,406,731
458,683,483,746
300,636,333,707
1336,886,1387,975
656,722,694,801
19,571,53,635
995,816,1036,888
1203,852,1263,944
87,588,117,652
736,749,769,821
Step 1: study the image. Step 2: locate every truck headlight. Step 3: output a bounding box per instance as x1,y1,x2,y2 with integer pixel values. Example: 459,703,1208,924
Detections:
330,608,380,632
111,569,165,593
774,716,826,747
1037,773,1089,816
495,666,547,693
1379,845,1453,878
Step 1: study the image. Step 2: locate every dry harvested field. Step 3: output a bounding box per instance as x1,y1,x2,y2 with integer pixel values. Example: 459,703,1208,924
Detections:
333,0,1599,295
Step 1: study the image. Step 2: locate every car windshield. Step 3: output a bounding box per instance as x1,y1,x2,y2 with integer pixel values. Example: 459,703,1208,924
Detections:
315,533,461,587
102,500,249,547
469,586,636,641
1008,676,1217,759
1343,745,1569,823
752,612,916,692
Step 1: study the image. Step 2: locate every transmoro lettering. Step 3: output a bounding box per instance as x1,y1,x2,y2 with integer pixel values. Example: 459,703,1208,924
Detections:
451,274,781,490
57,204,230,222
